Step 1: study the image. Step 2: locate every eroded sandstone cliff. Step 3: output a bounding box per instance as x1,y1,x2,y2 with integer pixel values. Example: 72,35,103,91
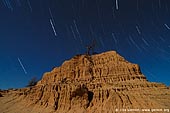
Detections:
0,51,170,113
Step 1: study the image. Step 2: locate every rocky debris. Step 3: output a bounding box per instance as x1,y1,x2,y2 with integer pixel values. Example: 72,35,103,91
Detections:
0,51,170,113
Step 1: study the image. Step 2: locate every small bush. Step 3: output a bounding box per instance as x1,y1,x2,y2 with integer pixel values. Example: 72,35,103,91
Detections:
73,54,82,59
0,93,3,97
71,84,88,98
26,77,38,87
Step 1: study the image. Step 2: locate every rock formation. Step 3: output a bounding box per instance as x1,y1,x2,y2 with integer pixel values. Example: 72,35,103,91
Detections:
0,51,170,113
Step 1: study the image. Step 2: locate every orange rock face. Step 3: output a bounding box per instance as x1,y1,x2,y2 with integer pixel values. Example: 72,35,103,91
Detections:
0,51,170,113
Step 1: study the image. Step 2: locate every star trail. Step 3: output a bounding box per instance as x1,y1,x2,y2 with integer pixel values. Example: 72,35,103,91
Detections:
17,57,27,75
0,0,170,89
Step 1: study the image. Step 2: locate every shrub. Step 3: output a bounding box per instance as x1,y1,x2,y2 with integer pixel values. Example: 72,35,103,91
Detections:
26,77,38,87
0,93,3,97
71,84,88,98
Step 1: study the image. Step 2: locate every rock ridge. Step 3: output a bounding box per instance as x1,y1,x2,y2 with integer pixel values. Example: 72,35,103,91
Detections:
0,51,170,113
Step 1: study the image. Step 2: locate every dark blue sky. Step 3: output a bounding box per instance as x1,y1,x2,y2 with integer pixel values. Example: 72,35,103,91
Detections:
0,0,170,89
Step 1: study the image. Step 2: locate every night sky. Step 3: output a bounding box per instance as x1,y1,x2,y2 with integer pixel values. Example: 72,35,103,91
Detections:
0,0,170,89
